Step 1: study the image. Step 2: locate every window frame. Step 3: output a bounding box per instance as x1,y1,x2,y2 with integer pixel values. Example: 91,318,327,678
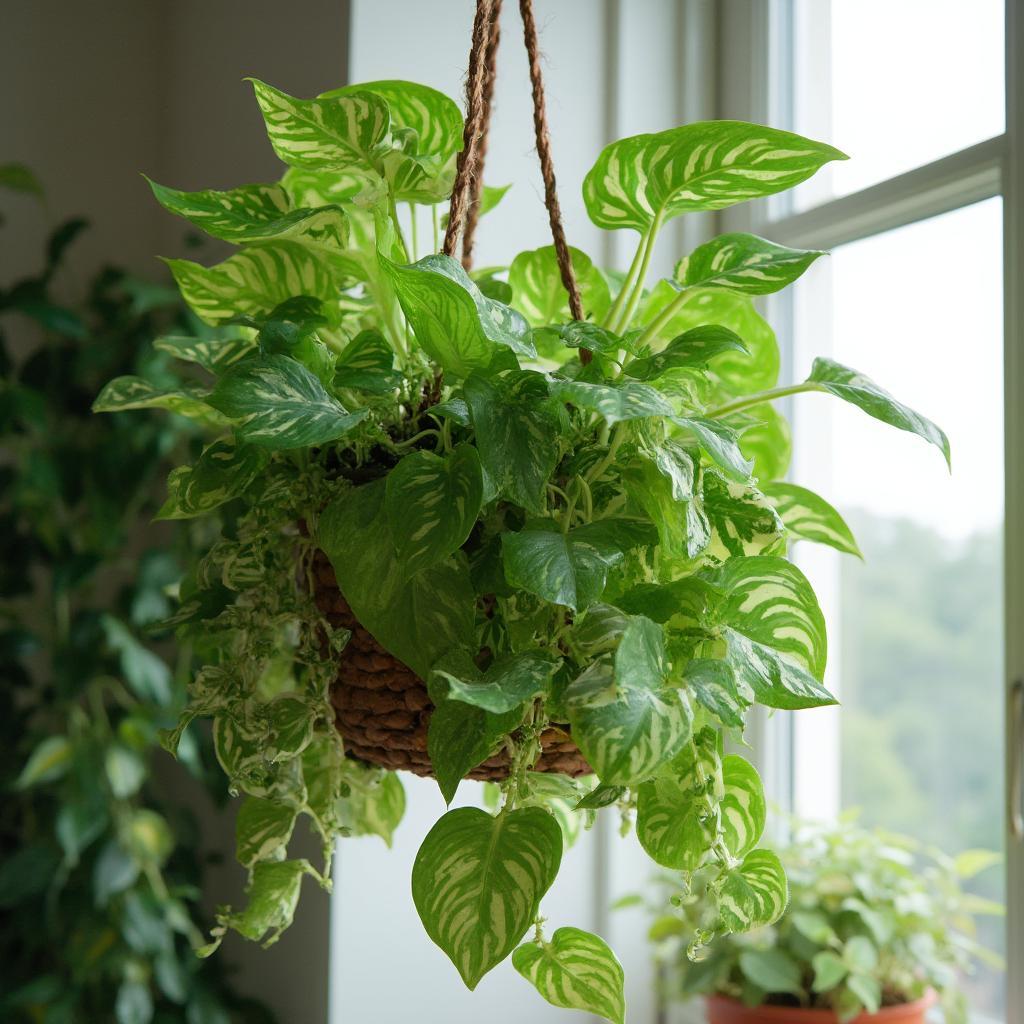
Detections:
718,1,1023,1019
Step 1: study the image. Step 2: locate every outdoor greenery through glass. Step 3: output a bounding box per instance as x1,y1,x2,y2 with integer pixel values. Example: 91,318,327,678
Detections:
91,79,949,1021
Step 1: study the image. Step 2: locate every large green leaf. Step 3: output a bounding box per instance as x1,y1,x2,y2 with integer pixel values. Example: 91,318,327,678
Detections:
703,473,784,558
584,122,845,233
549,378,675,424
502,522,623,613
763,482,861,557
412,807,563,989
737,403,792,482
250,79,389,173
383,254,534,377
513,927,625,1024
156,441,269,519
621,453,710,561
718,849,788,933
235,798,297,868
333,329,402,393
153,334,256,375
91,376,224,427
623,325,748,381
165,243,337,325
318,479,476,680
463,371,560,513
207,354,368,449
508,245,611,326
435,651,558,714
720,755,765,858
723,628,835,710
385,445,483,577
684,658,749,728
675,233,824,294
806,358,951,467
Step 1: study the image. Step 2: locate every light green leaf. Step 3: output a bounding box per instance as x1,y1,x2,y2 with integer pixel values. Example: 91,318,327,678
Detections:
508,245,611,326
738,948,803,996
105,745,146,798
567,658,692,787
165,243,337,326
720,755,765,858
412,807,563,989
115,979,153,1024
806,357,950,467
213,859,318,948
615,615,668,689
437,652,558,714
584,121,845,234
953,849,1003,879
264,694,316,759
250,79,390,173
763,482,861,557
94,840,140,905
463,370,559,513
846,973,882,1015
235,798,297,868
684,658,749,728
0,162,44,198
319,479,476,680
502,522,622,613
156,441,268,520
737,403,792,482
843,935,879,974
385,445,483,577
334,329,402,392
153,334,256,374
383,253,534,377
16,736,73,788
621,453,710,561
718,848,788,933
675,416,753,480
703,473,785,558
624,325,748,381
207,354,367,449
549,378,675,424
340,769,406,846
812,951,848,993
723,628,835,711
513,927,625,1024
676,233,824,294
102,616,172,704
92,376,222,424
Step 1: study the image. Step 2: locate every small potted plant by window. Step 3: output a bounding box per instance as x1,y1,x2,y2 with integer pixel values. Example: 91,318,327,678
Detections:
650,819,1003,1024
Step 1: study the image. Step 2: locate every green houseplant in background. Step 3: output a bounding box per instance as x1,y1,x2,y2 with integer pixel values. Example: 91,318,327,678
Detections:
1,168,275,1024
91,3,951,1017
649,818,1003,1024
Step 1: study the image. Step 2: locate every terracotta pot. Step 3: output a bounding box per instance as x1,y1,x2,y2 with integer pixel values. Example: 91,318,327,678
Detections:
705,992,937,1024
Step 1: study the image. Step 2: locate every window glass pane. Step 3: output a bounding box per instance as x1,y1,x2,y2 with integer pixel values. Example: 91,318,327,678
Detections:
791,0,1004,209
788,199,1005,1017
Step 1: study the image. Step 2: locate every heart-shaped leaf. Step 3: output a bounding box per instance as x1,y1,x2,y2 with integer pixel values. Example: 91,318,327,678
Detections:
513,926,626,1024
508,245,611,326
720,755,766,858
412,807,563,989
436,651,558,714
703,474,785,558
763,482,861,558
235,798,297,869
807,358,951,467
624,325,748,380
676,233,824,294
207,354,368,449
584,121,845,234
156,441,269,520
723,628,836,710
165,243,337,325
385,445,484,577
718,848,788,933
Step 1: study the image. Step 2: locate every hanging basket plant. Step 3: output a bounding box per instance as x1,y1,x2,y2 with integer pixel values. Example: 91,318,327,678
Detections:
94,1,949,1019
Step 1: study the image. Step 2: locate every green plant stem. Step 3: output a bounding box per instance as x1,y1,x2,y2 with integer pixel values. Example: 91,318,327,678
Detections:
432,204,440,254
584,422,629,487
705,382,823,419
611,210,664,333
389,198,410,262
408,202,419,261
603,230,650,330
634,282,690,351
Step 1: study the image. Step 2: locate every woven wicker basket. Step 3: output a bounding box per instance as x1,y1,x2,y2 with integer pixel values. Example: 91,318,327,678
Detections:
311,551,591,780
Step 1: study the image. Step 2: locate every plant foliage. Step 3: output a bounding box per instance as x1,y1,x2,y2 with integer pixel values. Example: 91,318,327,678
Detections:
94,77,948,1017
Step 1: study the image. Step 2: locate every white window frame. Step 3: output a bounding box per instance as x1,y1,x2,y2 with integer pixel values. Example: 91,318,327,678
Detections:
718,1,1023,1020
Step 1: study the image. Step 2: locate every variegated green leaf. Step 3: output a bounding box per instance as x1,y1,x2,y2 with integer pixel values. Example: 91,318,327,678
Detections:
684,658,749,728
718,848,788,934
636,730,722,869
584,122,846,234
92,376,224,424
207,354,367,449
623,325,748,380
703,473,785,558
16,736,73,788
513,927,625,1024
567,655,692,787
762,482,861,557
156,441,269,520
549,378,675,424
340,767,406,846
675,416,753,481
723,627,835,710
806,357,951,467
334,329,402,392
436,651,558,714
385,444,484,577
153,334,256,374
235,797,297,868
675,233,824,294
382,253,534,377
463,370,560,513
708,555,827,678
250,79,390,173
720,755,765,858
508,245,611,326
412,807,563,989
166,243,337,325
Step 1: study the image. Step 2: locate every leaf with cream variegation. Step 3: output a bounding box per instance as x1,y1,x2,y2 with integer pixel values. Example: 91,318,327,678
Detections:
676,233,824,294
509,245,611,326
718,848,788,933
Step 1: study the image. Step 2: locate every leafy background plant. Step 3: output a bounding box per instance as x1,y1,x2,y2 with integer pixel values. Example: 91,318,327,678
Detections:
0,169,275,1024
90,70,951,1022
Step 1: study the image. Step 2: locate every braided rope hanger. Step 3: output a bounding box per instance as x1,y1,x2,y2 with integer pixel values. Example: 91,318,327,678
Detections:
442,0,588,360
